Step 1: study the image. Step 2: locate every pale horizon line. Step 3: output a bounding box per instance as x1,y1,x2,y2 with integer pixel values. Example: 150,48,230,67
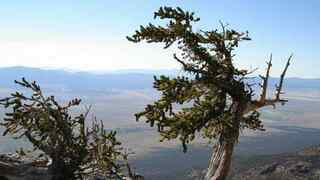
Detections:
0,65,319,79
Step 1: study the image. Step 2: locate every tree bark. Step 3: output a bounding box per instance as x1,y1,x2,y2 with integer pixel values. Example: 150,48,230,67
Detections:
204,141,235,180
204,144,222,179
205,100,242,180
211,142,234,180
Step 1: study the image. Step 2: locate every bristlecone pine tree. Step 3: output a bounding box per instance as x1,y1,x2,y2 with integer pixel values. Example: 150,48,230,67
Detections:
0,78,135,180
127,6,292,180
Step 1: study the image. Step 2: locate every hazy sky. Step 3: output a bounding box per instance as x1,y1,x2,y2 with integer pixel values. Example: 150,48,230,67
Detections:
0,0,319,78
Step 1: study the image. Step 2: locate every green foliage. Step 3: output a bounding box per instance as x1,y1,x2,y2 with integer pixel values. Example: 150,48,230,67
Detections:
0,78,130,180
87,118,125,179
128,7,263,152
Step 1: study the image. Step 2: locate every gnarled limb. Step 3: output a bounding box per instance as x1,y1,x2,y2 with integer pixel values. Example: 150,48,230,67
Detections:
275,54,293,101
244,54,293,114
259,54,272,104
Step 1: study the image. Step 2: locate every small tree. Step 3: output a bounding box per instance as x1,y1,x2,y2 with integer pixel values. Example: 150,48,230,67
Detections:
86,118,127,179
127,7,292,180
0,78,133,180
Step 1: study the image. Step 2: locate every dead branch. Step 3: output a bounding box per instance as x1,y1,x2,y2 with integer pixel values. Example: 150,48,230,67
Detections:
259,54,272,104
173,53,187,68
275,54,293,101
244,54,292,114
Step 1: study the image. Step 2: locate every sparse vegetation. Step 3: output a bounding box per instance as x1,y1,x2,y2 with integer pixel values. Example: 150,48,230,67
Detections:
0,78,135,180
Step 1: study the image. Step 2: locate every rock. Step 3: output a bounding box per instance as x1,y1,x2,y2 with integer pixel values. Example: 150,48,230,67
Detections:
0,154,51,180
0,153,143,180
233,145,320,180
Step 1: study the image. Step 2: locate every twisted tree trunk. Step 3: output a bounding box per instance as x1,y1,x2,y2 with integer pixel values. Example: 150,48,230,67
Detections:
205,145,222,179
204,141,235,180
205,100,242,180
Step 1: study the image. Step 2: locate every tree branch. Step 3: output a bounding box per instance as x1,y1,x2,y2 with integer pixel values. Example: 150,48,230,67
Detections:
259,54,272,104
173,53,188,69
275,54,293,101
244,54,293,114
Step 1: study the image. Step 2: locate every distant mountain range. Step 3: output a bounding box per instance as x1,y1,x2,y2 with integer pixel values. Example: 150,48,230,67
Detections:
0,66,319,92
0,66,155,91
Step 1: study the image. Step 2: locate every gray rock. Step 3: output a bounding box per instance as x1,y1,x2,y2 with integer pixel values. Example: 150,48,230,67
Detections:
0,154,143,180
0,154,51,180
233,146,320,180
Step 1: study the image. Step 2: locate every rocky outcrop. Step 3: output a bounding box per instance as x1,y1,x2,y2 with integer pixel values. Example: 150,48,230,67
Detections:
233,145,320,180
0,154,144,180
0,154,51,180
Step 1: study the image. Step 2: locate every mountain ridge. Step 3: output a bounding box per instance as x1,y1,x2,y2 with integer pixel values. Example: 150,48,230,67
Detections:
0,66,319,92
1,66,320,79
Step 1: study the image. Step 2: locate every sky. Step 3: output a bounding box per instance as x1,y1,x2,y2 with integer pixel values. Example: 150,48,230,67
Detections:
0,0,319,78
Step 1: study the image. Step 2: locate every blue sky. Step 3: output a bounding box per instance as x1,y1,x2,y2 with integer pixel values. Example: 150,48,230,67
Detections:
0,0,319,78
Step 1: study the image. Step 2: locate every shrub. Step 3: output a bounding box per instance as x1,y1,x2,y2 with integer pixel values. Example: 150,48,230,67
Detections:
0,78,132,180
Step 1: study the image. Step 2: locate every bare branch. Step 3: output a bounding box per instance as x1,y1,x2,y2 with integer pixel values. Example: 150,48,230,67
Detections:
173,53,187,68
259,54,272,104
219,20,228,38
246,67,259,76
173,53,205,75
244,54,293,114
84,104,92,120
275,54,293,100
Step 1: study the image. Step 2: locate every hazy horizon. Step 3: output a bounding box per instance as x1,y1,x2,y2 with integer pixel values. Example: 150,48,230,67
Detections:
0,65,318,80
